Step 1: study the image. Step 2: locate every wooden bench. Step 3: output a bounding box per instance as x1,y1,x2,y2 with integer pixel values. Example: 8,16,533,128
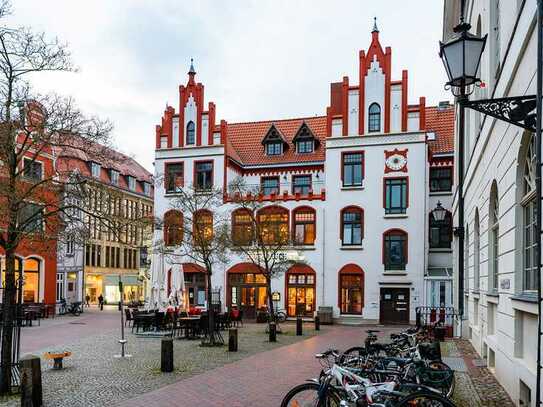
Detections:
43,351,72,369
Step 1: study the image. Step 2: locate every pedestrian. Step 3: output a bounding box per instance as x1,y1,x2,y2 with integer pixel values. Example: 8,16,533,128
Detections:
85,294,90,308
98,294,104,311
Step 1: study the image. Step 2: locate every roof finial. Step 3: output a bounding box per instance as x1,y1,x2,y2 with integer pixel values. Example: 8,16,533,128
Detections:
372,16,379,33
188,58,196,75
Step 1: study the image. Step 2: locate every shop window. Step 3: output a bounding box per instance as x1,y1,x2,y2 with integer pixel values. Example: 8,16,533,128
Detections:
292,175,311,195
429,210,452,248
286,268,316,317
341,206,363,246
232,209,254,246
261,176,280,196
342,152,364,187
368,103,381,132
257,206,289,245
194,161,213,190
293,207,316,245
164,210,183,246
383,229,408,270
430,167,452,192
384,178,408,214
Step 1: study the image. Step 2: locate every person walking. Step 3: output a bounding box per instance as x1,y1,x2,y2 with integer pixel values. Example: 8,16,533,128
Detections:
85,294,90,308
98,294,104,311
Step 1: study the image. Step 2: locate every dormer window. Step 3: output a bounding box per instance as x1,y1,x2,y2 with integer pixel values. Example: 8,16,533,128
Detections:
110,169,119,186
293,122,318,154
186,121,195,145
262,124,286,156
266,142,283,156
296,140,313,153
127,176,136,191
143,182,151,196
90,162,101,178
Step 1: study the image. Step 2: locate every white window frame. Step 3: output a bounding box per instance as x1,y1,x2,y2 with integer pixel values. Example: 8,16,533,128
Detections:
91,162,101,178
56,272,65,302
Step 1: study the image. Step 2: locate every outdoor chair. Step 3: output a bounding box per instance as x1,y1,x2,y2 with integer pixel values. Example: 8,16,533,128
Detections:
198,315,209,338
124,308,133,327
154,311,165,331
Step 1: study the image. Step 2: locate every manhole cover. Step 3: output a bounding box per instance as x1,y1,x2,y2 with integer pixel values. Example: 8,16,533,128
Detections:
442,356,468,372
69,322,86,325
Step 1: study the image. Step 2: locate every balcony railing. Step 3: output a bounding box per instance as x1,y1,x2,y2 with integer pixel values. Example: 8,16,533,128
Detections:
225,181,326,202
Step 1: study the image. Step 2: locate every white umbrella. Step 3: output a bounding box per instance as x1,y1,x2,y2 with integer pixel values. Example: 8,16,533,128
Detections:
148,229,166,310
167,262,186,307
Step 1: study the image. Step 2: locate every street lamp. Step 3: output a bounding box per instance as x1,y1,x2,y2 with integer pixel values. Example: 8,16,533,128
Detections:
440,0,541,404
431,201,447,223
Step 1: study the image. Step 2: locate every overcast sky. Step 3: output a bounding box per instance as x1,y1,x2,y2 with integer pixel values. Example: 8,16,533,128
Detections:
9,1,449,171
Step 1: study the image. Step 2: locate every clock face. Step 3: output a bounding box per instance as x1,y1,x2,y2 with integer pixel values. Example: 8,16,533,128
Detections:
386,154,407,171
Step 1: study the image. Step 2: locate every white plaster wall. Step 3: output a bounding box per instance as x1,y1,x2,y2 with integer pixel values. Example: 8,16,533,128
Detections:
407,112,419,132
173,117,179,148
348,89,359,136
364,56,385,134
332,119,342,137
391,85,402,133
202,115,209,146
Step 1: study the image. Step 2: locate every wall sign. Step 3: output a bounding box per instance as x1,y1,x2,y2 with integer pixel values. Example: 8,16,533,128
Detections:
500,279,510,290
271,291,281,302
384,148,408,173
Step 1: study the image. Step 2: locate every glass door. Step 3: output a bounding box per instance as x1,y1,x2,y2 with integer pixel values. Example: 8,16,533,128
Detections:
340,274,363,314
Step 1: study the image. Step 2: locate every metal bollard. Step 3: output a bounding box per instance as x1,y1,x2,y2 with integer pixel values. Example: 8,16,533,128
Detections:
315,315,320,331
269,322,277,342
296,316,303,336
20,354,43,407
228,328,238,352
161,338,174,372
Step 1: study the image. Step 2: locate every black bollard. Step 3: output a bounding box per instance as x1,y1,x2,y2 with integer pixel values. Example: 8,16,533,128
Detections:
315,315,320,331
296,316,303,336
228,328,238,352
269,322,277,342
161,338,174,372
20,354,43,407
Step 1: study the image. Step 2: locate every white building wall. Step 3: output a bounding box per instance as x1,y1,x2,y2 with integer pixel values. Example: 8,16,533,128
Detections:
173,117,179,148
348,89,359,135
390,85,402,133
364,57,385,134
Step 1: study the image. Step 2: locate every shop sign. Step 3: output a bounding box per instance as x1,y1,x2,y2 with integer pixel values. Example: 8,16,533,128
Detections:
271,291,281,302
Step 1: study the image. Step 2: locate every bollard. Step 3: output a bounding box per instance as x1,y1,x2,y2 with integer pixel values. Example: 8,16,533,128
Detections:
315,315,320,331
161,338,174,372
269,322,277,342
20,354,43,407
228,328,238,352
296,316,303,336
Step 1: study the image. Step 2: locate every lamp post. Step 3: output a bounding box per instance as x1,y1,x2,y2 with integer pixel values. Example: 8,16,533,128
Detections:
440,0,541,403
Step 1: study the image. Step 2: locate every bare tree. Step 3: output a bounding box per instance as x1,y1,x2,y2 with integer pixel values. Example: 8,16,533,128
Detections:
157,185,229,346
0,1,123,392
228,177,301,335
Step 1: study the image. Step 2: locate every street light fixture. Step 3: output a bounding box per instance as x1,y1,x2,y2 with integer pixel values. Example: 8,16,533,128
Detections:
431,201,447,223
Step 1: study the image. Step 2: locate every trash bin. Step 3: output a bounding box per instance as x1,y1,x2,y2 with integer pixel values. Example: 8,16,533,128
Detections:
434,326,446,342
317,306,333,325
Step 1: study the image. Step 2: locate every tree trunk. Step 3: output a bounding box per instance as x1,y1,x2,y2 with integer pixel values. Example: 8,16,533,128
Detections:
205,270,215,345
0,250,17,394
266,276,274,334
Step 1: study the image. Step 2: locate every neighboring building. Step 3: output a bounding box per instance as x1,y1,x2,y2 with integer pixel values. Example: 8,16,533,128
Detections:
56,142,154,305
443,0,538,405
152,25,454,324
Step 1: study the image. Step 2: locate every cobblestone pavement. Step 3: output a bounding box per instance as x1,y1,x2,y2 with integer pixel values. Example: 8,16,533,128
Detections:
441,339,515,407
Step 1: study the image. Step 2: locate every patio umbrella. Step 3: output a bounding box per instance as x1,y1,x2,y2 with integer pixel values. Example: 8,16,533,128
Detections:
167,262,186,307
148,229,166,310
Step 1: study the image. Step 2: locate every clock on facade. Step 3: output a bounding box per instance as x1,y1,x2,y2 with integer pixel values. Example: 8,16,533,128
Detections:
384,149,408,173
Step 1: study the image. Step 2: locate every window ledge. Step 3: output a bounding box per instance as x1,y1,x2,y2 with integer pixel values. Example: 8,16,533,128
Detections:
511,293,538,303
429,191,453,196
294,245,316,251
341,185,365,191
383,214,408,219
340,245,363,251
429,248,452,253
486,290,499,298
511,294,538,315
384,271,407,275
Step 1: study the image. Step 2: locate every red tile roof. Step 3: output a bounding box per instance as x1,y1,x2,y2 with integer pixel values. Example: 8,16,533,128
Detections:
226,116,327,167
425,106,455,154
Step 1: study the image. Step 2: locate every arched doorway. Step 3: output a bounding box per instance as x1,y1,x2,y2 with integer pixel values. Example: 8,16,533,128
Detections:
1,256,41,303
182,263,206,308
338,264,364,315
226,263,267,319
286,264,316,317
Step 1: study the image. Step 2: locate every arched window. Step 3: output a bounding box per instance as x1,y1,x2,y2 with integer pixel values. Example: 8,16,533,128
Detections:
186,121,195,145
341,206,363,246
521,133,537,291
193,210,213,243
474,209,480,290
232,208,254,246
368,103,381,133
489,182,499,291
293,206,316,245
257,206,289,245
383,229,408,270
164,210,183,246
429,210,452,248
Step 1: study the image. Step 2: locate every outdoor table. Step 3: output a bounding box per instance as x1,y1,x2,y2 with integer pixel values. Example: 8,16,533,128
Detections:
177,316,200,339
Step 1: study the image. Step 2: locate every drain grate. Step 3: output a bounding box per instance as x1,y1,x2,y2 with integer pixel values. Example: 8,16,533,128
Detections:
69,322,86,325
442,356,468,372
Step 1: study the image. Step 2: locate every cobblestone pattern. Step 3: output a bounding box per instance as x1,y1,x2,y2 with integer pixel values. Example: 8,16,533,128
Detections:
443,339,515,407
2,321,318,407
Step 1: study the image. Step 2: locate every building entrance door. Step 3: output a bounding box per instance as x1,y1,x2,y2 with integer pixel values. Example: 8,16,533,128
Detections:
379,287,410,324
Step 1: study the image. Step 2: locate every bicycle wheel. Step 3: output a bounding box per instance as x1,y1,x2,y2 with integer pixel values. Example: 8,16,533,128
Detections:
339,346,366,363
395,391,457,407
277,312,287,323
280,382,341,407
426,361,455,398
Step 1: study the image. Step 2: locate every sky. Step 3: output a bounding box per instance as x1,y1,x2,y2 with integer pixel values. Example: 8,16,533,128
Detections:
9,1,450,172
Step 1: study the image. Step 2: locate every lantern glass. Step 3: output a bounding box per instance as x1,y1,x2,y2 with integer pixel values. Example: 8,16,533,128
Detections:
432,202,447,222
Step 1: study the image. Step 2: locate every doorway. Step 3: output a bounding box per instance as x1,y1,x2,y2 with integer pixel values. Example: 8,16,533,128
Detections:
228,272,267,319
286,271,315,317
379,287,410,324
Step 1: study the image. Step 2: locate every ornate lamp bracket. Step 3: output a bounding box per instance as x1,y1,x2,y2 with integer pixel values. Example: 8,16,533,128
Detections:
464,95,537,132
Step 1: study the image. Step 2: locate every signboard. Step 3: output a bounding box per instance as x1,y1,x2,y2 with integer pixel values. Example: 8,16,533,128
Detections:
500,278,510,290
139,247,148,268
271,291,281,302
